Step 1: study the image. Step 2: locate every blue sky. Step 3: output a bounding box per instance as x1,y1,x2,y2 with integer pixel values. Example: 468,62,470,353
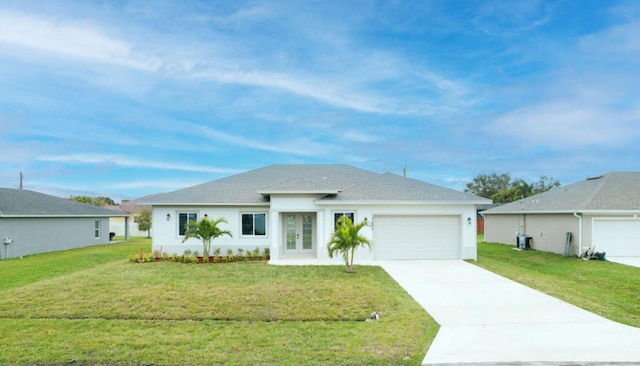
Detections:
1,0,639,202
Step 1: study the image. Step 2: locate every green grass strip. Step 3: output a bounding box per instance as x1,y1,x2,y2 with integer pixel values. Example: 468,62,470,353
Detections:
473,241,640,328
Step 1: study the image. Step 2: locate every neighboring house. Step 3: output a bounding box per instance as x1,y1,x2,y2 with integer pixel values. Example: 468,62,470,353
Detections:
106,194,156,237
0,188,129,259
142,164,490,262
476,204,500,234
483,172,640,257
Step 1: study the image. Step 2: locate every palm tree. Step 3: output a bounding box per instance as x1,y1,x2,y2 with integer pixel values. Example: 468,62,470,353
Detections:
182,216,232,259
327,216,372,273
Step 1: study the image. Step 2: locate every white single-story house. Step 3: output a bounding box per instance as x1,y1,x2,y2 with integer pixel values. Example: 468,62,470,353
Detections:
483,172,640,257
0,188,130,259
142,164,490,262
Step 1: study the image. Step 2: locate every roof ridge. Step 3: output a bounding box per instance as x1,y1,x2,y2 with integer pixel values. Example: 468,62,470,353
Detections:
580,173,609,209
339,172,385,192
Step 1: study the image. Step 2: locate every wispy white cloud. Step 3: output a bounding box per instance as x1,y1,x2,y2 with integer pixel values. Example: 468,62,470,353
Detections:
0,9,157,70
0,8,468,117
105,179,208,191
486,8,640,151
489,102,638,148
471,0,552,37
184,122,332,157
339,131,381,144
196,4,273,30
191,68,394,114
578,20,640,61
37,154,242,174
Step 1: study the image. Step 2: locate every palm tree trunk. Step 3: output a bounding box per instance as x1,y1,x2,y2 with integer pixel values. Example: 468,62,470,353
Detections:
348,247,356,273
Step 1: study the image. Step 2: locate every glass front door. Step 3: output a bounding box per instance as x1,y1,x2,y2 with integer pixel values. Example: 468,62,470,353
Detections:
284,213,315,255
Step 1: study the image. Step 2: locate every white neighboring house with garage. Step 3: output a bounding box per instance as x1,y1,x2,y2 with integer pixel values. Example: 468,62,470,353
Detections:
484,172,640,257
142,164,490,262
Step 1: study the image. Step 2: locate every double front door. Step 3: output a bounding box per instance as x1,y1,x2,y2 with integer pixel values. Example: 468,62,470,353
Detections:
284,213,315,255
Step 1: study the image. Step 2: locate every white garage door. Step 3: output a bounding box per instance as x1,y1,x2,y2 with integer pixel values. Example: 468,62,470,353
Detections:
593,219,640,257
374,215,461,259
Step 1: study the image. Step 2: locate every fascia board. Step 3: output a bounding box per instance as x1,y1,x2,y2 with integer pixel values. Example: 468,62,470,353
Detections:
484,209,640,215
257,190,339,195
314,200,488,206
1,214,130,218
147,202,271,207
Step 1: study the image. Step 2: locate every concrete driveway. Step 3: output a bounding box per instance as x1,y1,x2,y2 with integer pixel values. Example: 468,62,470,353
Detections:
379,260,640,365
608,257,640,268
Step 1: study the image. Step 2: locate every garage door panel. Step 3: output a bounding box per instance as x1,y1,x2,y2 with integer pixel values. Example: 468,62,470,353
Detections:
374,215,461,260
593,220,640,257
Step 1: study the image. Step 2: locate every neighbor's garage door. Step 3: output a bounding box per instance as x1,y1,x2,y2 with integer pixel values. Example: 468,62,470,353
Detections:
373,215,461,259
593,219,640,256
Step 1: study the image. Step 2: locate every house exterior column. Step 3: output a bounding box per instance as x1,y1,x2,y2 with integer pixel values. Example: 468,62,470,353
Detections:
124,216,130,242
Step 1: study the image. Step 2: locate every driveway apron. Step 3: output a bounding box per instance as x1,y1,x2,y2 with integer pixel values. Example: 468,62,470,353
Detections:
607,257,640,268
379,260,640,365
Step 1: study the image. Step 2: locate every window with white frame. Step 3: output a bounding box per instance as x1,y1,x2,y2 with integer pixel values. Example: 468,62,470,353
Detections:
241,213,267,236
334,212,355,227
178,212,198,236
94,220,101,238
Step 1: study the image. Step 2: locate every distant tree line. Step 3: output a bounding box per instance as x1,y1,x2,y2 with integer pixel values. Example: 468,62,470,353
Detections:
68,196,117,206
465,173,560,203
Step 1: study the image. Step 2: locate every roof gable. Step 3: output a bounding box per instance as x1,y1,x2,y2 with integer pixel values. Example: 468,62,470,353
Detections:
0,188,129,217
484,172,640,214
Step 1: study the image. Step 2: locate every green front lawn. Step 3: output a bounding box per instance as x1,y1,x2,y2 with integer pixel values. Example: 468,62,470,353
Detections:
0,238,436,365
474,240,640,328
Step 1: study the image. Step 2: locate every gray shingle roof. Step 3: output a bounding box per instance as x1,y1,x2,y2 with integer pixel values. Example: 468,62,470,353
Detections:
320,173,489,203
484,172,640,214
143,164,490,205
0,188,129,217
258,176,339,195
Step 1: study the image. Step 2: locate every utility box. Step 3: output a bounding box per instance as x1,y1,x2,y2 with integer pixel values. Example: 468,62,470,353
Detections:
3,237,12,245
516,235,532,249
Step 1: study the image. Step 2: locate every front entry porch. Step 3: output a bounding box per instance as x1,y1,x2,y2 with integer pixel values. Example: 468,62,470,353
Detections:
282,212,316,258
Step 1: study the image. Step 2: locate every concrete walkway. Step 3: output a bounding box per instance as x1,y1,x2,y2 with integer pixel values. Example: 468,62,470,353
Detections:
379,260,640,365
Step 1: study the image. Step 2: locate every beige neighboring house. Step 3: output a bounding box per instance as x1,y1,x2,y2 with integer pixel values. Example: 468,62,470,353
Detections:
106,194,157,237
484,172,640,257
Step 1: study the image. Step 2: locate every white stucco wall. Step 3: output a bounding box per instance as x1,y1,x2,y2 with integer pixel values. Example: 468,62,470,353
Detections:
151,206,271,255
151,200,479,261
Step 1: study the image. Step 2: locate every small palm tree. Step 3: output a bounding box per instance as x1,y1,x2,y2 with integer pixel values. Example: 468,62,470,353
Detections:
182,216,232,258
327,216,372,273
